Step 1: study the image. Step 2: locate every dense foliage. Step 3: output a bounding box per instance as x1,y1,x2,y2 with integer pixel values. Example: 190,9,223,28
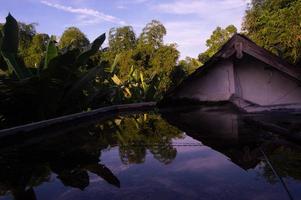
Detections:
198,25,237,63
59,27,90,50
104,20,180,95
0,14,111,127
242,0,301,65
0,15,185,128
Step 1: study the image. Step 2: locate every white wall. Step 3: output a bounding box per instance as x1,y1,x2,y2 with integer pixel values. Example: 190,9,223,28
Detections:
173,59,235,101
235,56,301,106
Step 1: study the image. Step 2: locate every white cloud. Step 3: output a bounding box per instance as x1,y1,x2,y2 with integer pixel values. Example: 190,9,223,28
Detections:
115,0,150,10
153,0,249,59
117,5,127,9
154,0,247,16
40,0,126,25
164,21,209,58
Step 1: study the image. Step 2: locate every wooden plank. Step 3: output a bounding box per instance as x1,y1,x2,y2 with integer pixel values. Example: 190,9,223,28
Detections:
0,102,157,138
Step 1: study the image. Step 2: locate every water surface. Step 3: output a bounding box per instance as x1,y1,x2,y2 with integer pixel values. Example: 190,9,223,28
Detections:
0,107,300,200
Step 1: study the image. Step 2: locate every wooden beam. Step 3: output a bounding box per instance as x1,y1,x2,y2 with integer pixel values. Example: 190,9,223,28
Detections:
0,102,157,138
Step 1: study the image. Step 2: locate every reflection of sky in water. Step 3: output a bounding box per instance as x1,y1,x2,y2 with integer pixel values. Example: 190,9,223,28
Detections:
1,111,301,200
25,135,292,200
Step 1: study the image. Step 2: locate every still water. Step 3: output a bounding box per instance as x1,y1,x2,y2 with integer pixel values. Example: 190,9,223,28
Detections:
0,107,301,200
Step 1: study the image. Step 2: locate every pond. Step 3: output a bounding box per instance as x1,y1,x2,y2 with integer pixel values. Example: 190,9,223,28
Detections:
0,106,301,200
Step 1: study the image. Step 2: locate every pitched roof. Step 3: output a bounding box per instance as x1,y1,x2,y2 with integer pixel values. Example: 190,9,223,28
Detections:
185,34,301,83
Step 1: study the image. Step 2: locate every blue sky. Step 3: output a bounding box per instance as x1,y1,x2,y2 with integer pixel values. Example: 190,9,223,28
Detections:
0,0,250,59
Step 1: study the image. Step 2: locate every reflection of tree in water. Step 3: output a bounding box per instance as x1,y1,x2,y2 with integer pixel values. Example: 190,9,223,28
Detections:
0,151,50,200
259,145,301,184
114,114,183,164
0,113,183,199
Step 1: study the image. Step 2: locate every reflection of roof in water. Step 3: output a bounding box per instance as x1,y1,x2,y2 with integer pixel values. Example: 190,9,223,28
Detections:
160,105,301,170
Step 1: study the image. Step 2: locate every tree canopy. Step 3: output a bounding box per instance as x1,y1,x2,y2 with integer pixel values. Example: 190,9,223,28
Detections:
198,25,237,63
59,27,90,50
242,0,301,65
139,20,167,49
24,33,50,68
103,20,179,95
109,26,136,53
18,22,37,56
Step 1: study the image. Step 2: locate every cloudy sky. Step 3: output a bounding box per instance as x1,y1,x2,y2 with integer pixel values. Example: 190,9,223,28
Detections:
0,0,250,59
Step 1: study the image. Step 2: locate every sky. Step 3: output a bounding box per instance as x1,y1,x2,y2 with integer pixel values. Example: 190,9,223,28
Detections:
0,0,250,59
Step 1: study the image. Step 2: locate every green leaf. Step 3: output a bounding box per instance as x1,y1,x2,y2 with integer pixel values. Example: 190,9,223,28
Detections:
105,54,120,73
44,40,58,70
75,33,105,67
62,62,106,102
42,49,79,79
1,52,30,79
129,65,134,76
145,74,159,100
0,14,31,79
0,31,3,48
0,13,19,54
140,71,148,93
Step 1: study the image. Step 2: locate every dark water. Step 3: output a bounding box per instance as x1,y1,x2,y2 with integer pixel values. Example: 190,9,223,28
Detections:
0,107,301,200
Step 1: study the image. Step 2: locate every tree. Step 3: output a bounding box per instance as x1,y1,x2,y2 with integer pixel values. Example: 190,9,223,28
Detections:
139,20,166,48
59,27,90,50
242,0,301,65
151,44,179,75
18,22,37,57
198,25,237,63
178,57,201,74
108,26,136,53
106,26,137,79
24,33,50,68
169,65,187,88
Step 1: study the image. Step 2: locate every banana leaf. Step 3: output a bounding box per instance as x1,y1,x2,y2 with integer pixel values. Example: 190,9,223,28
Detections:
75,33,105,67
0,31,3,49
0,13,18,54
0,32,7,71
140,72,148,94
43,40,58,70
41,49,79,80
1,52,31,79
0,14,31,79
111,74,122,86
61,61,107,103
105,54,120,73
87,163,120,188
123,87,132,98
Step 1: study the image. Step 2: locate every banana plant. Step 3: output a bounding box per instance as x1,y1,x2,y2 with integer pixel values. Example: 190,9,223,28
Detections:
43,39,58,70
0,13,110,127
0,13,31,79
105,57,160,103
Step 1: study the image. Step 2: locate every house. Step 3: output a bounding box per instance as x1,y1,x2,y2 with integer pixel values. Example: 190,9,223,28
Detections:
162,34,301,112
